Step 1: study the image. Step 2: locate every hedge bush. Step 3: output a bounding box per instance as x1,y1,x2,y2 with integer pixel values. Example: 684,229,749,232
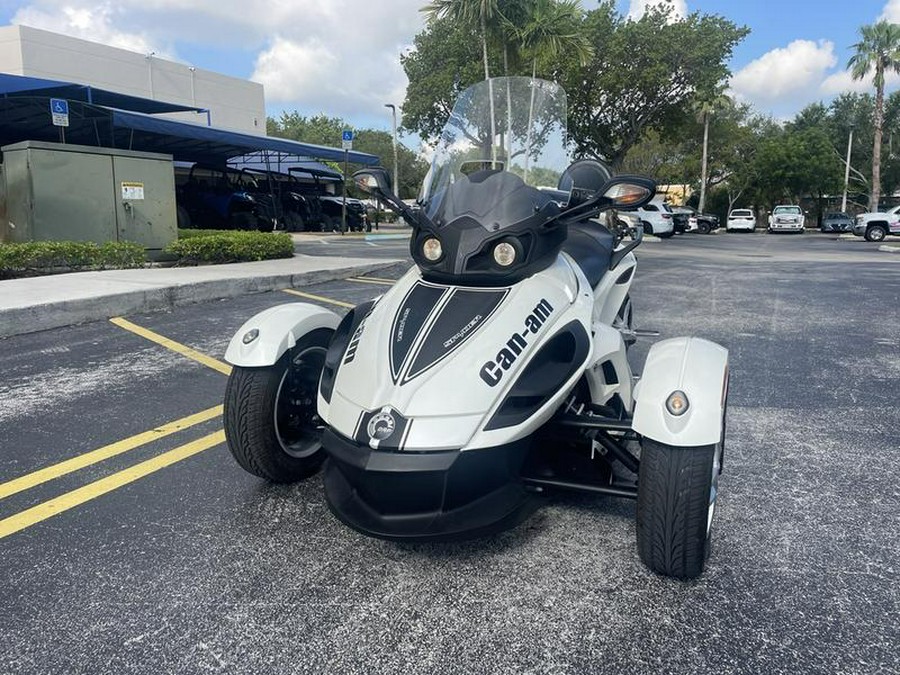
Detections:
165,230,294,264
0,241,145,279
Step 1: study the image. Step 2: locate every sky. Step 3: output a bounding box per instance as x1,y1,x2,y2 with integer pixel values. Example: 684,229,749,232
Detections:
0,0,898,146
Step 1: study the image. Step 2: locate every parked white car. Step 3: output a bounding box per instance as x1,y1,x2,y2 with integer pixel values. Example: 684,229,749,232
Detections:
630,196,674,238
767,205,805,233
726,208,756,232
852,205,900,241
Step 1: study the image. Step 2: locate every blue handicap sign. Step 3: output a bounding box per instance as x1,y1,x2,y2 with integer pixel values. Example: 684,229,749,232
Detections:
342,130,353,141
50,98,69,115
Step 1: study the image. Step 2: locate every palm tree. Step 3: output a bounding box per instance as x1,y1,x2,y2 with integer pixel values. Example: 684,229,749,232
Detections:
694,92,731,212
848,20,900,211
423,0,506,162
514,0,591,180
516,0,591,81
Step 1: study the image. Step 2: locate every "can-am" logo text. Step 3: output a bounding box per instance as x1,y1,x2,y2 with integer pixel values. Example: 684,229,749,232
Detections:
479,298,553,386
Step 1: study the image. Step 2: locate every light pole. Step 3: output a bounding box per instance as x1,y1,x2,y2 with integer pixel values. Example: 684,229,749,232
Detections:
385,103,399,197
841,124,855,214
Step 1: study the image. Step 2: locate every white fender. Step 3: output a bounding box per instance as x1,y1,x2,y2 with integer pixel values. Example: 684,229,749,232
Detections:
224,303,341,367
631,337,728,447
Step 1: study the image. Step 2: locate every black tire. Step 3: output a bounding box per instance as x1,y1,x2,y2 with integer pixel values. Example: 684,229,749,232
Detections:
176,204,191,229
697,221,711,235
642,221,653,236
223,328,333,483
637,439,722,579
323,214,339,232
866,224,888,242
229,211,256,231
283,211,304,233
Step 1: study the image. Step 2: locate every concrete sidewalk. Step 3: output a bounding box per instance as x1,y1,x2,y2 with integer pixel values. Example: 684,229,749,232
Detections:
0,254,401,339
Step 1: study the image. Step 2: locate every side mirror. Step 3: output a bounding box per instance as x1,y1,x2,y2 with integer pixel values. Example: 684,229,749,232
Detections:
601,175,656,210
558,158,612,206
352,168,392,197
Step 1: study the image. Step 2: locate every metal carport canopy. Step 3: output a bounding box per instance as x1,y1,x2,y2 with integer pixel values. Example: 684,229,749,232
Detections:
0,73,205,115
110,109,380,165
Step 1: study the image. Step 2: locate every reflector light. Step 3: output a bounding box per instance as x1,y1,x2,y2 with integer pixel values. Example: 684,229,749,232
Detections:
242,328,259,344
665,390,690,416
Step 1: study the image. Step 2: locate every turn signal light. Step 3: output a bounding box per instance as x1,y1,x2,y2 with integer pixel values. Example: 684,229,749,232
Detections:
665,390,689,416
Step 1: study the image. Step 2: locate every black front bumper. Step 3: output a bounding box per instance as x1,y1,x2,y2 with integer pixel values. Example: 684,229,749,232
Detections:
322,428,539,541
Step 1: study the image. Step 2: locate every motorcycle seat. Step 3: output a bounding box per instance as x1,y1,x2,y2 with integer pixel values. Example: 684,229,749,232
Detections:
562,222,615,288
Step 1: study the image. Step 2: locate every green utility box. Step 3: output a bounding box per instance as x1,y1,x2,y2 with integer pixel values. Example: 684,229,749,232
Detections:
0,141,176,251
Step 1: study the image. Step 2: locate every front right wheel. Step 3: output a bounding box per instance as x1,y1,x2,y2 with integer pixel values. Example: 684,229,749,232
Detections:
865,224,887,242
636,439,721,579
224,328,333,482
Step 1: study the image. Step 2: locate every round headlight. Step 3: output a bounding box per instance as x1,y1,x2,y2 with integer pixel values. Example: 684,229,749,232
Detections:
493,241,517,267
422,237,443,261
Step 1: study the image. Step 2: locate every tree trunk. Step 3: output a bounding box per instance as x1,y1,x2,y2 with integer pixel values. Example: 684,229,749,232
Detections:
699,111,710,212
482,16,497,165
871,61,884,212
523,59,538,183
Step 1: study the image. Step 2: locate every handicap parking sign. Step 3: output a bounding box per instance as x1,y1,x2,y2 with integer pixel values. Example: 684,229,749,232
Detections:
342,129,353,150
50,98,69,127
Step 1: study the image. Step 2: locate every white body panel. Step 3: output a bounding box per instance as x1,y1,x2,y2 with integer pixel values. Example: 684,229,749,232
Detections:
726,210,756,231
318,255,594,451
632,337,728,447
224,303,341,367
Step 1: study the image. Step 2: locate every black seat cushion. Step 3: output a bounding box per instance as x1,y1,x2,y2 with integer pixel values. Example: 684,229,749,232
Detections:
562,223,615,288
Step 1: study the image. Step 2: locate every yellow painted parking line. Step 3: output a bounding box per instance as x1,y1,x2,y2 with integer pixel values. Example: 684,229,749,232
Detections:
0,430,226,540
282,288,355,308
347,277,396,286
0,405,222,501
110,317,232,376
353,276,401,283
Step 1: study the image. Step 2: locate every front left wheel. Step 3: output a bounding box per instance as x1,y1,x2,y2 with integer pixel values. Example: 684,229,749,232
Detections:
224,328,333,482
636,439,722,579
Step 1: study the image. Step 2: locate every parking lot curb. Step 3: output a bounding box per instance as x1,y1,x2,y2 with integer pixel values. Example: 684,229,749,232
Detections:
878,244,900,253
0,260,399,339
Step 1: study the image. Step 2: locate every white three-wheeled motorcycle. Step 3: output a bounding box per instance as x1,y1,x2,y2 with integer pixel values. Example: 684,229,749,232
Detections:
223,78,728,579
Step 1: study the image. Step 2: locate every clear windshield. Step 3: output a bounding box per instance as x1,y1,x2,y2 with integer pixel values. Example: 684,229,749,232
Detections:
420,77,568,224
773,206,801,215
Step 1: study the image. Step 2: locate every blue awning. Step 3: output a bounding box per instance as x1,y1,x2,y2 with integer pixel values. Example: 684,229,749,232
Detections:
228,156,344,181
0,73,382,165
0,73,205,114
110,109,379,165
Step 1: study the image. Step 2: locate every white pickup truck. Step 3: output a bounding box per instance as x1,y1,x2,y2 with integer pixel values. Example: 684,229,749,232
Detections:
852,205,900,242
767,205,805,233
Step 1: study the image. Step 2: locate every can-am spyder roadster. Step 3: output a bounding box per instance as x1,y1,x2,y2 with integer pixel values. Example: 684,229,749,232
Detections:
223,77,729,579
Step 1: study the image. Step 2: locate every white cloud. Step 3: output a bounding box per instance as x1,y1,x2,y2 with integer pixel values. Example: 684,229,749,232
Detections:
880,0,900,22
729,40,837,105
627,0,688,21
9,1,426,125
12,3,170,58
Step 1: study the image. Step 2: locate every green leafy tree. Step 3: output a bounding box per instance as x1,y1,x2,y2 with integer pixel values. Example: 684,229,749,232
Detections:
561,4,748,168
266,113,429,199
401,16,489,141
848,20,900,210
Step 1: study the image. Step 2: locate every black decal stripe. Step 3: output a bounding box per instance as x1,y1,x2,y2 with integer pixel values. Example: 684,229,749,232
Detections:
403,288,509,384
389,282,448,382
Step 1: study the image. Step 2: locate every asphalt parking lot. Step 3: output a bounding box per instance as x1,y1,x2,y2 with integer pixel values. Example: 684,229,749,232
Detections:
1,231,898,674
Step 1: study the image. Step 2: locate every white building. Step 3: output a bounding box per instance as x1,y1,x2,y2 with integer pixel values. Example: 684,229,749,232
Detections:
0,24,266,134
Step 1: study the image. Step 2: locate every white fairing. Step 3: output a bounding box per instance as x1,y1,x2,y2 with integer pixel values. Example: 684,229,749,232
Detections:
318,255,594,451
632,337,728,447
224,303,341,367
